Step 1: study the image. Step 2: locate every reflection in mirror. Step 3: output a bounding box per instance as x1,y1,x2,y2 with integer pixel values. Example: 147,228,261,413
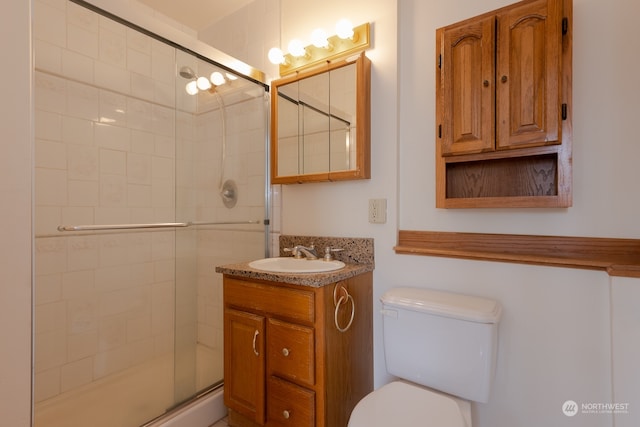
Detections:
271,53,370,184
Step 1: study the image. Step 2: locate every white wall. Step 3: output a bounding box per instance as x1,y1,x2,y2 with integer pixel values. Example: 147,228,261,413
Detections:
0,1,33,426
208,0,640,426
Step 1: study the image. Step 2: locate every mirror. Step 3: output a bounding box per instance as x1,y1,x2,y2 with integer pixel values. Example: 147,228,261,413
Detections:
271,53,371,184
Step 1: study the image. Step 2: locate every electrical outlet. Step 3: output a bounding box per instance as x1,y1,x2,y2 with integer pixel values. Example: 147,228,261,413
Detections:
368,198,387,224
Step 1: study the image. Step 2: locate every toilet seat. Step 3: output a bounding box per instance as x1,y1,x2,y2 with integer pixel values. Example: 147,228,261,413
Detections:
348,381,470,427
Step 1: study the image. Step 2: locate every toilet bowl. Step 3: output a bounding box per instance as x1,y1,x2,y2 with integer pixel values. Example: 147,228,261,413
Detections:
348,287,502,427
348,381,471,427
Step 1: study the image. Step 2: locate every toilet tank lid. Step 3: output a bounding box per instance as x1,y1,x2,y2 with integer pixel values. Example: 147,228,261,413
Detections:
381,287,502,323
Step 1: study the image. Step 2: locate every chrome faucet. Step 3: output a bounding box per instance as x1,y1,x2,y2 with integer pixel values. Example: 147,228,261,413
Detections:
284,244,319,260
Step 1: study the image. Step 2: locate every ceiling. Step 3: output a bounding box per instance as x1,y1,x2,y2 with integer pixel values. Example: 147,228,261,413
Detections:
137,0,253,31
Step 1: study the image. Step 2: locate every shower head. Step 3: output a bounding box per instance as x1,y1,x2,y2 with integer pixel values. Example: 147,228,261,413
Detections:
179,66,196,79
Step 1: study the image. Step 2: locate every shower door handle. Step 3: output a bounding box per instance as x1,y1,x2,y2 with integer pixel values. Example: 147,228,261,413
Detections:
252,330,260,356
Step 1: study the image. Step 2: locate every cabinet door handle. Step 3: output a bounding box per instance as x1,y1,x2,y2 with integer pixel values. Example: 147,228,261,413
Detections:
252,330,259,356
501,75,508,83
281,348,290,357
283,410,290,419
483,79,489,87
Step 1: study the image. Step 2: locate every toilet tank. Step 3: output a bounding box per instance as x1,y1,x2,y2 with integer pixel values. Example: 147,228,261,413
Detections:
381,287,502,403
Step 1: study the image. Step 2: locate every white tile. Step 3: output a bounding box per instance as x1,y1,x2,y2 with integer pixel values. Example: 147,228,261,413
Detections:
66,81,100,121
152,156,174,180
95,61,131,95
127,47,152,76
63,116,94,146
67,2,99,33
131,72,155,102
67,332,98,363
35,139,66,169
35,205,62,238
62,206,94,229
99,90,128,127
67,296,99,334
68,180,99,207
67,145,99,181
95,122,131,151
35,329,67,372
100,149,126,175
67,235,100,271
127,98,153,132
99,26,127,68
35,273,62,305
35,73,66,114
131,130,155,154
98,315,127,351
33,0,66,48
68,24,99,59
127,153,152,185
127,27,151,54
35,237,67,276
94,207,130,225
35,39,62,74
62,269,95,300
34,368,61,403
61,357,93,392
128,184,152,207
35,168,67,207
61,48,94,85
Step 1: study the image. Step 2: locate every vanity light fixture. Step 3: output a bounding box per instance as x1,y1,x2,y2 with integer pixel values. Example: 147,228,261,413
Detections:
180,68,230,96
269,21,370,76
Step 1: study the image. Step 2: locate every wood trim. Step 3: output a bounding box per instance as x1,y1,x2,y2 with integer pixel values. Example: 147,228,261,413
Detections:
395,230,640,278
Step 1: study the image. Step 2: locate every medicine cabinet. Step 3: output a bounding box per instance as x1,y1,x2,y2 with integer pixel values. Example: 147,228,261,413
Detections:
271,53,371,184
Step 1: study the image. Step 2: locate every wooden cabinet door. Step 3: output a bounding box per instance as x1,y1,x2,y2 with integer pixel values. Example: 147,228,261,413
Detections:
496,0,562,150
224,308,266,425
439,15,495,156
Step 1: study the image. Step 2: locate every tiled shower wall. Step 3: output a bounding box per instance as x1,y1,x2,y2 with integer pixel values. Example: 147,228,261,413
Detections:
33,0,267,411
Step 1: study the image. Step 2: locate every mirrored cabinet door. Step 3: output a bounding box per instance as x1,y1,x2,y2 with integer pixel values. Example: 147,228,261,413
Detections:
271,53,370,184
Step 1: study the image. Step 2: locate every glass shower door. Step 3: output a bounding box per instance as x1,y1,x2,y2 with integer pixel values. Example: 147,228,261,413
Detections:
32,1,269,426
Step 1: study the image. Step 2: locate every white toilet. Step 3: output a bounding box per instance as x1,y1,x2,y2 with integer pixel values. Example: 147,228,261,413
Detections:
348,287,502,427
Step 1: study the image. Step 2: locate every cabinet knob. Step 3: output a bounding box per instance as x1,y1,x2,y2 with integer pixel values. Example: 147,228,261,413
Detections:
501,75,508,83
281,348,290,357
283,410,290,419
483,80,489,87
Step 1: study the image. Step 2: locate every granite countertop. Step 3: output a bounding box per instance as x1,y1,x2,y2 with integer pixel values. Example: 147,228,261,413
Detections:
215,261,373,287
216,235,375,287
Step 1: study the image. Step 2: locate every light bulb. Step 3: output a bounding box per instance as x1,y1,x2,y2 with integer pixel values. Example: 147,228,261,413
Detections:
268,47,285,65
225,73,238,81
311,28,329,48
210,71,226,86
288,39,306,57
185,81,198,95
196,76,211,91
336,19,354,39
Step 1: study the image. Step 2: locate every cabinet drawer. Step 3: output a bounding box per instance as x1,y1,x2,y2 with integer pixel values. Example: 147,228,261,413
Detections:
267,318,315,386
267,376,315,427
224,278,315,324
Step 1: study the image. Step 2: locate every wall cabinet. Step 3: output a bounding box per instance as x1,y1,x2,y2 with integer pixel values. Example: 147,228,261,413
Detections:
223,273,373,427
436,0,572,208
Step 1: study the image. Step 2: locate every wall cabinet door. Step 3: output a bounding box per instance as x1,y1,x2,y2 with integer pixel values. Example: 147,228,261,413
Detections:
440,15,495,156
496,0,562,150
439,0,562,156
224,308,266,425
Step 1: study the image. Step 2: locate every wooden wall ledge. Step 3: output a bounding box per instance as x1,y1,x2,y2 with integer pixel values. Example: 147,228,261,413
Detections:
395,230,640,278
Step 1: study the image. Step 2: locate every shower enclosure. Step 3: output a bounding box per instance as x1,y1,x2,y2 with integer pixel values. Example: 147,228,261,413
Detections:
32,1,269,426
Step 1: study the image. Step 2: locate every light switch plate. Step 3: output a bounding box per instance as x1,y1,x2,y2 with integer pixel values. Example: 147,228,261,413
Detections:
368,199,387,224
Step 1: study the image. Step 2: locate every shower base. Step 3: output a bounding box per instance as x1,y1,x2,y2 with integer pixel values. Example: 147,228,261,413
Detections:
35,346,224,427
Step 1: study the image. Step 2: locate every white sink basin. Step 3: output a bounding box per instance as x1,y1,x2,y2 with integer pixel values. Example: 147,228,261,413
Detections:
248,257,345,273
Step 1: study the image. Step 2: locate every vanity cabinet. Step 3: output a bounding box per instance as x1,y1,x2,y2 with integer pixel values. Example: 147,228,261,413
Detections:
223,273,373,427
436,0,572,208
